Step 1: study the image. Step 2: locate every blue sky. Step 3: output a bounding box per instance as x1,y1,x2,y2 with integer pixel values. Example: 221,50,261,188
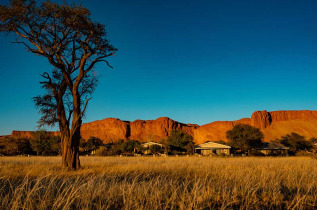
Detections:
1,0,317,135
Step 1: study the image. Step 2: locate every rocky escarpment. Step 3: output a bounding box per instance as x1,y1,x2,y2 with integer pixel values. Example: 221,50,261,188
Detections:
11,130,60,139
80,118,130,142
251,110,272,129
251,110,317,129
8,110,317,143
81,117,198,143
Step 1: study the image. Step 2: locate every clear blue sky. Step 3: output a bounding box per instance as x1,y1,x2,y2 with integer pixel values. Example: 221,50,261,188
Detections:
1,0,317,135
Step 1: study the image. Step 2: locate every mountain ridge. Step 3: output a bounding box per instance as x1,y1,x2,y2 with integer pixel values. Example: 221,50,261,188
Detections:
9,110,317,144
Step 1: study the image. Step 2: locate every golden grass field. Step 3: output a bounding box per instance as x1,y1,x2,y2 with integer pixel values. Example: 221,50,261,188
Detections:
0,156,316,209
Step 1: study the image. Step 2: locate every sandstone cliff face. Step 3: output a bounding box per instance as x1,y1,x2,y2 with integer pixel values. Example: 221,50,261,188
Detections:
8,110,317,144
80,118,129,142
129,117,197,142
269,110,317,123
251,110,272,129
10,130,60,139
80,117,197,143
193,118,251,144
193,110,317,143
250,110,317,129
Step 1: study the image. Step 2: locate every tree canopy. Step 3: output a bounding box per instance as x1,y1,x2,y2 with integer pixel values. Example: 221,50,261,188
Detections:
226,124,263,153
274,133,313,155
167,130,195,154
0,0,117,169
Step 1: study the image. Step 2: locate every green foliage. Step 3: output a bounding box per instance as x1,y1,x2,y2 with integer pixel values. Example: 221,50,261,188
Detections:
94,140,141,156
80,137,104,154
149,145,163,154
275,133,312,155
226,124,264,153
0,137,31,156
95,146,109,156
185,141,195,155
159,139,170,154
167,130,195,154
86,137,104,151
30,131,61,155
0,0,117,128
121,140,141,155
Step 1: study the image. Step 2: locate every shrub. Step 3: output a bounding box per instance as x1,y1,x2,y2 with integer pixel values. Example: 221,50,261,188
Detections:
275,133,313,155
0,137,31,156
30,131,61,156
95,146,109,156
167,130,195,154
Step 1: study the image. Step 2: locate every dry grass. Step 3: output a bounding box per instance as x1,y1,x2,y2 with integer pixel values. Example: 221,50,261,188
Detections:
0,156,316,209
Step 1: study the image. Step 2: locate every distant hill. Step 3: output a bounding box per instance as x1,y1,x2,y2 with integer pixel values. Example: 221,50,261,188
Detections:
9,110,317,144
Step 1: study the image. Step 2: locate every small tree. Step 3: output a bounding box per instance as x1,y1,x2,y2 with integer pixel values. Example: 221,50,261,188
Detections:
0,0,116,169
159,138,170,154
0,137,31,155
30,130,50,155
30,130,60,155
86,136,104,152
50,135,61,155
167,130,195,154
275,133,312,155
149,144,163,154
226,124,263,154
121,140,140,155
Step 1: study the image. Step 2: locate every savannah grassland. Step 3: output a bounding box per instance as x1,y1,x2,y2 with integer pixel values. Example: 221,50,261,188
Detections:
0,156,316,210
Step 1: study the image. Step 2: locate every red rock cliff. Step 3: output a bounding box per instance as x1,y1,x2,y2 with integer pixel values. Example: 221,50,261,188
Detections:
80,117,198,143
80,118,129,142
10,130,60,139
129,117,198,142
193,110,317,143
250,110,317,129
8,110,317,144
251,110,272,129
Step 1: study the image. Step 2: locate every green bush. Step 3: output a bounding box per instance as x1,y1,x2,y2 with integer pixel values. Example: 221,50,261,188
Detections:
167,130,195,154
274,133,313,155
30,131,61,155
95,146,109,156
0,137,31,156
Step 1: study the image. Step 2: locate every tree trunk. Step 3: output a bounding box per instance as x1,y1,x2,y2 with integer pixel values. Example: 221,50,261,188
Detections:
61,128,81,170
61,90,82,170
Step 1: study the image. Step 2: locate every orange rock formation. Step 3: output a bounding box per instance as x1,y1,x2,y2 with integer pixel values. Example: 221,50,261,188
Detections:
80,118,129,142
81,117,198,143
10,130,60,139
8,110,317,144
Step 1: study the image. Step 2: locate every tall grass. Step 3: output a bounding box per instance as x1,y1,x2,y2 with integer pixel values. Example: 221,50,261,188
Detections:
0,156,316,209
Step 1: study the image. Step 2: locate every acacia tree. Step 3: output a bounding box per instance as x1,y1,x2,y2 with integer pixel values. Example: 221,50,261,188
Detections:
226,124,263,154
0,0,117,169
